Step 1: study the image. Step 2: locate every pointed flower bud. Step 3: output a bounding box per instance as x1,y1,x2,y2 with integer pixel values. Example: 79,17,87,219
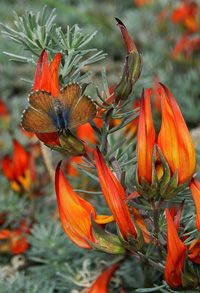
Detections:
134,88,159,198
114,18,142,100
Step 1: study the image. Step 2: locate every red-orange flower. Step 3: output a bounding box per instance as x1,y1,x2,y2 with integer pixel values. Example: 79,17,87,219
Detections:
134,0,153,7
171,1,199,34
85,264,119,293
0,99,9,125
32,50,61,146
135,84,195,198
55,162,114,249
172,34,200,59
189,178,200,231
188,238,200,264
157,84,196,184
165,208,186,288
137,88,155,185
97,84,117,115
0,219,30,254
94,149,137,241
1,140,32,192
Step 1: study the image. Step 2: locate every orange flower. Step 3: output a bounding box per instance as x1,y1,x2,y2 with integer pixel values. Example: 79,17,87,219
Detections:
1,140,32,192
172,34,200,59
137,88,155,185
94,149,137,241
165,208,186,288
0,219,30,254
134,0,153,7
135,84,195,198
85,264,119,293
171,1,199,34
32,50,61,146
157,84,196,184
189,178,200,231
55,162,113,249
188,238,200,264
97,84,117,115
0,99,9,125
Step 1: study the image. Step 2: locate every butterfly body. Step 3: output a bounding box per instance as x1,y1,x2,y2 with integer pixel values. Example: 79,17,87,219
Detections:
21,83,97,134
53,98,70,131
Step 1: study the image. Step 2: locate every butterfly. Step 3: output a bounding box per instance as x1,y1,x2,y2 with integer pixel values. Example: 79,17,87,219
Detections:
21,83,97,133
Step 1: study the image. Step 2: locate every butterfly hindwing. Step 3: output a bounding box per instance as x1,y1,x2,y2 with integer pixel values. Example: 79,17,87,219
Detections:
21,107,58,133
68,94,97,128
58,83,82,115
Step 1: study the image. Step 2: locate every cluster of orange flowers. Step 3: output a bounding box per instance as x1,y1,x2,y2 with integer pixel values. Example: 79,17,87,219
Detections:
171,0,200,58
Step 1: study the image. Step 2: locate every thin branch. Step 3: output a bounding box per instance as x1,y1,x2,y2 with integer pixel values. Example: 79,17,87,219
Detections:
40,142,55,183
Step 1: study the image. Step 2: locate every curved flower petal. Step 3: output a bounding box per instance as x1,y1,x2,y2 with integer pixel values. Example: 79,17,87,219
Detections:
86,264,119,293
1,140,29,182
54,162,114,249
137,88,155,184
157,85,195,183
165,208,186,288
13,139,29,178
94,149,137,241
189,178,200,231
39,51,60,97
188,238,200,264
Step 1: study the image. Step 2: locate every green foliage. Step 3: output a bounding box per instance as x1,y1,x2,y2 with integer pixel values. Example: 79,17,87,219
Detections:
1,5,106,85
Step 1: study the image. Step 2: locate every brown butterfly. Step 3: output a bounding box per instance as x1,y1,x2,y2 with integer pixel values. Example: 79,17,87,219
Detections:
21,83,97,133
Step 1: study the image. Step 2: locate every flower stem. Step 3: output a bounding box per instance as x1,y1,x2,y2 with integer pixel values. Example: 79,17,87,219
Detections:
40,142,55,183
129,251,165,273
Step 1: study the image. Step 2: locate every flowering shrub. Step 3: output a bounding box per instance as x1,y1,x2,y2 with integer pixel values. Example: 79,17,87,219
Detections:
0,2,200,292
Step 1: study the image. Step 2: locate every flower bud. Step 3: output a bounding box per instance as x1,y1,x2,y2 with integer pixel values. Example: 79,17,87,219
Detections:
45,131,85,156
114,51,142,100
114,18,142,100
89,215,126,254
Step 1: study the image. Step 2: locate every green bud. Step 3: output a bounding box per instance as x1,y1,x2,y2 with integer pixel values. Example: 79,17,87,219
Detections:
157,146,191,199
116,224,144,252
134,146,159,199
45,130,85,156
87,214,126,255
114,51,142,100
181,250,198,289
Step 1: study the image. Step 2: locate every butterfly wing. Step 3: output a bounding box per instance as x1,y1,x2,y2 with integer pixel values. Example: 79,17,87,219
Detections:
67,94,97,128
21,90,58,133
57,83,82,115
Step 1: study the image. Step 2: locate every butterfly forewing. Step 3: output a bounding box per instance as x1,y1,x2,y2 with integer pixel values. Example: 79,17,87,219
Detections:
58,83,82,115
28,90,55,117
68,94,97,128
21,107,58,133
